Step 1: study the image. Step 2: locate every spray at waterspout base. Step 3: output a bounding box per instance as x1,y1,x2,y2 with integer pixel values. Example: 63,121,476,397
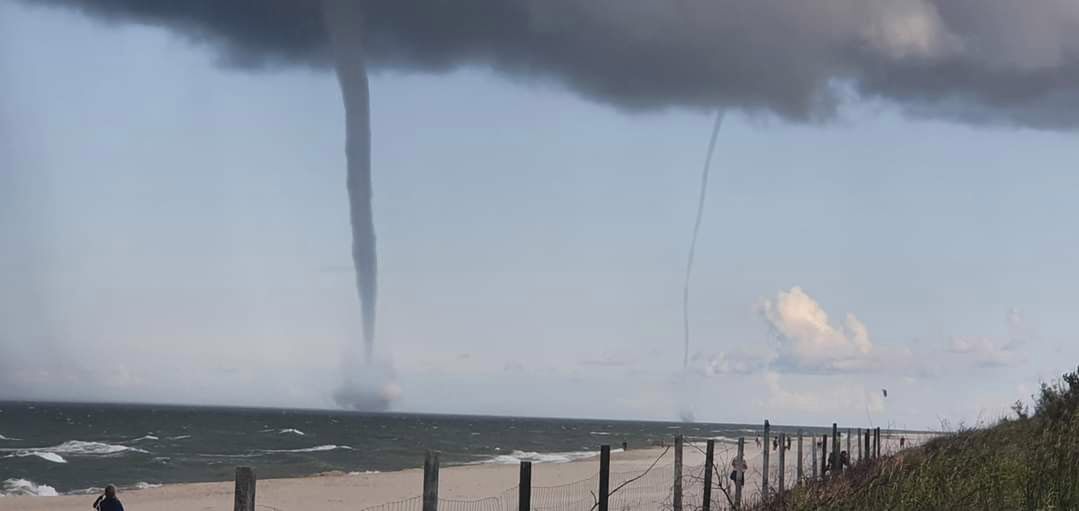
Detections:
334,360,401,412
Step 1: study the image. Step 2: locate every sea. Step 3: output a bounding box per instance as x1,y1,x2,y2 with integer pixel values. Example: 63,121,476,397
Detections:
0,401,830,497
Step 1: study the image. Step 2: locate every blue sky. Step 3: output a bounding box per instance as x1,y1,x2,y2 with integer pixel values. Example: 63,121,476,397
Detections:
2,1,1078,429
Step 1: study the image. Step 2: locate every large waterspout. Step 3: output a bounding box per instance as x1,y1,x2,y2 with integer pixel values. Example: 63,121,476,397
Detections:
323,0,397,411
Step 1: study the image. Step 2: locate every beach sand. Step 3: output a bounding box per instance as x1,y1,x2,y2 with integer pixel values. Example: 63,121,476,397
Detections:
0,433,930,510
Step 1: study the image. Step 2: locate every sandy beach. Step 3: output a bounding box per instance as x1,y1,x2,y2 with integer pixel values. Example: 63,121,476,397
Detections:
0,433,929,511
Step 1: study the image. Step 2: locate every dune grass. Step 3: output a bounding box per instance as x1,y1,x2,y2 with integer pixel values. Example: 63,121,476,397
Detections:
764,366,1079,510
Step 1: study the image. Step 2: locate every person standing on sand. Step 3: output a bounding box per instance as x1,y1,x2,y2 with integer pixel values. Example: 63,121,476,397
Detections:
92,485,125,511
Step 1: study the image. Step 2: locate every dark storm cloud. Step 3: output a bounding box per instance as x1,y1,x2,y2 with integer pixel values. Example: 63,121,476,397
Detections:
20,0,1079,128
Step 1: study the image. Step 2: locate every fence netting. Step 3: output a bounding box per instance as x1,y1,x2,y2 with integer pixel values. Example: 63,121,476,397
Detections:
353,462,769,511
356,434,899,511
357,450,689,511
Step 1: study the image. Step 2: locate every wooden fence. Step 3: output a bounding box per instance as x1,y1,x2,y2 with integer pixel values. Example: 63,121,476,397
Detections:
230,422,900,511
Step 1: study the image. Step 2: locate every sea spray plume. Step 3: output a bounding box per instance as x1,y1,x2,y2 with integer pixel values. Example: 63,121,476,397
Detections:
323,0,377,363
682,113,723,369
332,362,401,412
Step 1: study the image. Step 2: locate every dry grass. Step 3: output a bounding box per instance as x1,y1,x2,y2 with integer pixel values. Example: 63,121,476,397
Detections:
752,366,1079,511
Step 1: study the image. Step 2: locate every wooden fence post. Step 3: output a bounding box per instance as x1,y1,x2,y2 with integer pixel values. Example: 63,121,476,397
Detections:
796,430,804,484
869,428,874,458
234,467,255,511
872,428,876,458
865,429,871,461
846,428,851,465
599,445,610,511
832,423,840,474
674,435,683,511
821,435,828,478
811,434,818,479
777,433,786,497
876,428,881,458
519,461,532,511
735,437,744,510
762,420,770,500
423,451,440,511
858,428,863,463
703,439,714,511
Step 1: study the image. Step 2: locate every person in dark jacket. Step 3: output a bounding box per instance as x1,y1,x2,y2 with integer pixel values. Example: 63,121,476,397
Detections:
92,485,124,511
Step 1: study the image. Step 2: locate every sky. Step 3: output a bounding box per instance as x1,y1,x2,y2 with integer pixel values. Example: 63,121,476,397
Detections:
2,0,1078,430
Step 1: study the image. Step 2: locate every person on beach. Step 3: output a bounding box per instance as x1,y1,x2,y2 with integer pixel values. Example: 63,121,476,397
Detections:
92,485,124,511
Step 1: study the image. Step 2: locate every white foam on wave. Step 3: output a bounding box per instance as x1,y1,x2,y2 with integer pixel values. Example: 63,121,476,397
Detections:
67,486,103,496
43,440,147,456
1,478,59,497
53,482,162,496
197,452,261,459
264,444,351,453
198,444,353,459
0,434,19,441
589,431,612,436
131,435,159,442
278,428,306,436
167,435,191,440
348,470,381,476
482,448,623,465
13,452,68,464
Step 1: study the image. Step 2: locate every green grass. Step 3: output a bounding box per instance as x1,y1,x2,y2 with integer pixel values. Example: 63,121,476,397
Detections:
768,367,1079,510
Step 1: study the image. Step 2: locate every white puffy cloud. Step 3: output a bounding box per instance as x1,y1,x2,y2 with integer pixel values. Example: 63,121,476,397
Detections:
758,287,876,373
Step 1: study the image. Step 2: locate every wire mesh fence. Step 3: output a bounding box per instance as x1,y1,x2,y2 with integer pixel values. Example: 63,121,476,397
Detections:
352,429,923,511
356,455,680,511
355,495,423,511
352,463,750,511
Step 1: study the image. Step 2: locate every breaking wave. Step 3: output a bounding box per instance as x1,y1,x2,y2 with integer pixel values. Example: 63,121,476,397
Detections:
10,452,68,464
198,444,354,459
263,444,351,454
44,440,148,456
481,448,622,465
1,478,59,497
1,441,146,464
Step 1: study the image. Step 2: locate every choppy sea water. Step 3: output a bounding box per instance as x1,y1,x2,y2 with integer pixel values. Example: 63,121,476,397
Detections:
0,402,831,496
